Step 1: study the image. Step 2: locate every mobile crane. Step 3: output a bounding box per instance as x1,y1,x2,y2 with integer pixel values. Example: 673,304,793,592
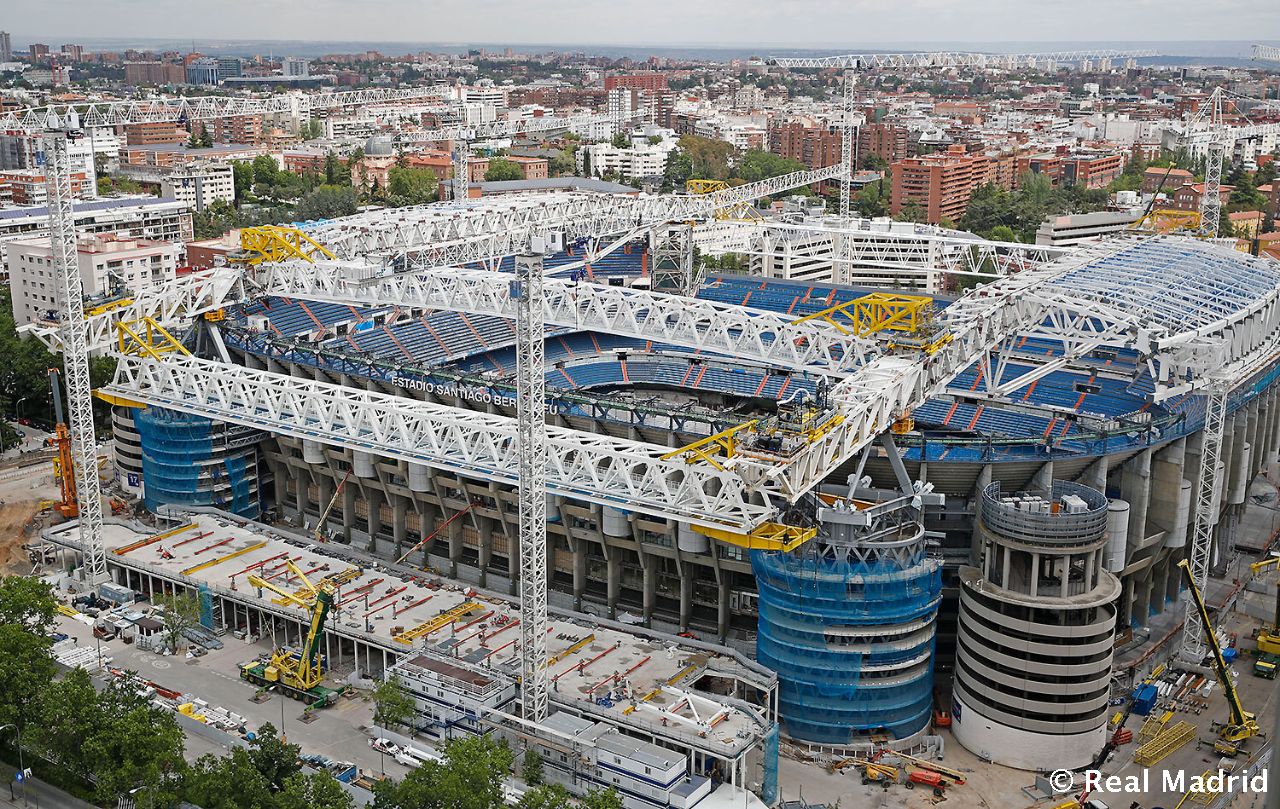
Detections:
241,560,340,706
1178,559,1263,751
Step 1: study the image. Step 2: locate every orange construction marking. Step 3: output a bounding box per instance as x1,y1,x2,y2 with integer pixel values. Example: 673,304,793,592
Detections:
364,586,407,613
194,536,236,555
942,402,959,426
680,364,695,386
589,334,602,354
620,361,629,383
754,374,771,396
777,377,791,399
559,367,576,387
383,326,413,361
1022,379,1039,401
421,318,452,357
1043,418,1058,439
966,406,984,432
113,523,194,556
693,365,708,388
173,530,215,549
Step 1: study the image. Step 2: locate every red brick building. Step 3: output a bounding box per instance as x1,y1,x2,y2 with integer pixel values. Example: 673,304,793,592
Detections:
125,121,186,146
768,123,842,171
857,123,908,167
890,146,989,224
1169,182,1233,212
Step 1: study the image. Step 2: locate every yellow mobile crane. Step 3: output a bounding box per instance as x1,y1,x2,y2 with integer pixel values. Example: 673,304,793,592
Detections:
242,560,340,706
1178,559,1263,751
1249,555,1280,660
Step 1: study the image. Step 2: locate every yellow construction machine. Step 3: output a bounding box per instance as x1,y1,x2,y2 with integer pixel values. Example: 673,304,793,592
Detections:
241,560,340,706
1178,559,1263,747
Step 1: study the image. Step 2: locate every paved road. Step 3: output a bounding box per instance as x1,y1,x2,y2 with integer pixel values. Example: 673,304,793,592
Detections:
0,762,97,809
52,614,413,779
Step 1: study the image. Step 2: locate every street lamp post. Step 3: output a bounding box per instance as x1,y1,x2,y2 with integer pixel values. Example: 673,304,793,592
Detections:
1,723,28,807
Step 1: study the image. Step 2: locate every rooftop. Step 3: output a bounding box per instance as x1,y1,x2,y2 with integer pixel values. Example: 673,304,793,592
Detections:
45,513,769,755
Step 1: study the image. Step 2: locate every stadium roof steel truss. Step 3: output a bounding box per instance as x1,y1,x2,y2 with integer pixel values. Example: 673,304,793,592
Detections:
767,49,1158,70
103,354,778,530
0,88,452,133
310,165,845,264
261,262,879,375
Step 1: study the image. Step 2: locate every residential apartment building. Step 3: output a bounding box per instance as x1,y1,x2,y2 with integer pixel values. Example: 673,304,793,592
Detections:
578,140,677,180
768,123,841,171
1169,182,1234,212
126,121,186,146
857,123,909,166
8,232,180,325
0,198,192,247
185,57,220,86
604,73,674,127
124,61,185,86
117,161,235,212
0,169,89,206
1141,166,1193,193
890,146,989,225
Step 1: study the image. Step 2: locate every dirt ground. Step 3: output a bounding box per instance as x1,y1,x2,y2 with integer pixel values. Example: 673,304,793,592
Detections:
0,459,65,574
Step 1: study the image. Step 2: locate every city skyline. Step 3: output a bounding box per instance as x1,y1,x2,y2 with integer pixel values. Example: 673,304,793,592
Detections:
9,0,1280,49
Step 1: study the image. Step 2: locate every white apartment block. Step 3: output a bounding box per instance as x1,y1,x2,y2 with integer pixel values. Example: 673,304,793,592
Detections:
160,162,235,212
8,232,180,325
578,140,677,179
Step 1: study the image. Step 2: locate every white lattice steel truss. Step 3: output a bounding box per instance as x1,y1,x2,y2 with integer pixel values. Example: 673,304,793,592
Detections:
261,261,876,375
102,354,776,529
1255,44,1280,63
45,131,107,588
24,268,246,352
768,49,1157,70
514,254,550,721
1182,388,1226,663
0,88,453,133
308,165,845,264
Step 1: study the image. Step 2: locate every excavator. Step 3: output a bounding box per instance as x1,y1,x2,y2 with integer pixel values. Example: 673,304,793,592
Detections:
1178,559,1263,754
240,559,340,706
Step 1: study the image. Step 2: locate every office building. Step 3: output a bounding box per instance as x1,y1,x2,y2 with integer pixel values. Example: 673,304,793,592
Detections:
282,57,309,77
185,58,220,87
0,32,11,63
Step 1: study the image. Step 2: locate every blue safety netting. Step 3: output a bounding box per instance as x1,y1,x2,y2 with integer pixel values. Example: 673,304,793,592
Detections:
752,549,942,744
133,407,260,518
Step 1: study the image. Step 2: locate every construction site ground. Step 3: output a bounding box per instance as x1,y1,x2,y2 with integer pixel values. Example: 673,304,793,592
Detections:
0,455,63,574
49,609,415,779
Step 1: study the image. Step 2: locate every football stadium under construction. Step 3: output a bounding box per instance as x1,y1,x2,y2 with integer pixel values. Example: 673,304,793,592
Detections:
20,110,1280,795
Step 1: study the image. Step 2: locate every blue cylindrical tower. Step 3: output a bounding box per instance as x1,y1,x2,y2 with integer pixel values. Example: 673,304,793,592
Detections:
753,496,941,745
133,407,263,518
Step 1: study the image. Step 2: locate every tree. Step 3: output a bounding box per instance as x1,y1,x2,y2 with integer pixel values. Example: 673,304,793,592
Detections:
580,787,625,809
246,721,301,792
988,225,1020,243
897,201,926,223
677,134,736,181
374,734,513,809
548,147,577,177
27,666,101,781
0,625,57,729
252,155,280,188
295,185,359,221
387,167,439,206
372,675,415,733
517,783,571,809
277,770,355,809
484,158,524,182
323,151,350,186
182,749,275,809
232,161,255,201
522,748,544,786
662,148,693,192
0,575,58,633
733,150,806,184
82,677,186,804
153,591,201,654
611,133,630,148
647,135,663,146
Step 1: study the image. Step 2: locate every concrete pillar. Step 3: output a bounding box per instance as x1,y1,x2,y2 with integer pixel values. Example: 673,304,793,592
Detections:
476,519,494,589
639,551,656,625
341,476,356,543
569,537,587,610
392,496,408,558
1119,448,1152,548
604,543,621,620
365,487,383,553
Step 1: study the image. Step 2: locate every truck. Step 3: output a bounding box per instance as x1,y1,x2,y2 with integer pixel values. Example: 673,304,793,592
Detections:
1254,652,1279,679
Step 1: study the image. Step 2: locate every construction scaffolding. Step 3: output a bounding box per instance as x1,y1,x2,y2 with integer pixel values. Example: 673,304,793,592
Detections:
752,538,942,745
132,407,262,518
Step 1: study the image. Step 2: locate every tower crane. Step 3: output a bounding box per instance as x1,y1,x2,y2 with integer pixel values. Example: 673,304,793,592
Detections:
242,559,340,706
394,110,643,201
1177,559,1263,752
22,88,450,592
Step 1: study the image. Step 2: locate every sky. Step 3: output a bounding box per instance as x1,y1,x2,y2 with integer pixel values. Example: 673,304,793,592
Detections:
10,0,1280,48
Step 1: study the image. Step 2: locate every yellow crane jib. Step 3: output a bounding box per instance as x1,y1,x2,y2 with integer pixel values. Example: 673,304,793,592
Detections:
394,602,484,645
793,292,936,339
1250,555,1280,575
115,317,192,361
659,421,758,471
235,225,336,266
